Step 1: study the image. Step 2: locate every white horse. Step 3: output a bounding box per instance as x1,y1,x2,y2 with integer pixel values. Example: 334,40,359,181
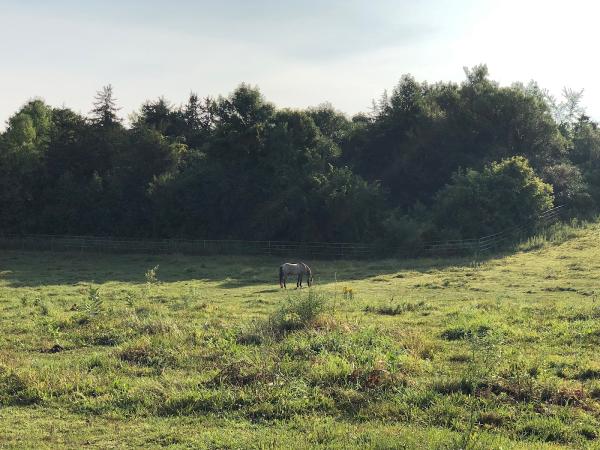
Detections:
279,262,313,288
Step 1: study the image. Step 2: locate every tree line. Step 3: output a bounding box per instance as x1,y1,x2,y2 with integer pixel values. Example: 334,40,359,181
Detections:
1,65,598,246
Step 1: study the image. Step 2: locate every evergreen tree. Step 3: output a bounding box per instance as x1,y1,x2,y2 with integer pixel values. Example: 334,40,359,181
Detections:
90,84,121,127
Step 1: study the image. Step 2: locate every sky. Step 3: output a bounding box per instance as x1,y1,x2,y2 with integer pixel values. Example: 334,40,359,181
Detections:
1,0,599,126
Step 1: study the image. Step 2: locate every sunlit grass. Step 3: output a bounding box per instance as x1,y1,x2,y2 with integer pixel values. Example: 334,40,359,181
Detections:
0,221,599,448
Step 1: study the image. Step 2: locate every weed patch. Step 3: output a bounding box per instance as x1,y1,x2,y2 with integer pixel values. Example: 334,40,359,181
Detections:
118,337,178,370
0,368,41,406
266,290,329,336
364,299,430,316
441,324,492,341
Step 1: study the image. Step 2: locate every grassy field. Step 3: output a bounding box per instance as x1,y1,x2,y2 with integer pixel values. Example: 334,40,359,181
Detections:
1,222,600,449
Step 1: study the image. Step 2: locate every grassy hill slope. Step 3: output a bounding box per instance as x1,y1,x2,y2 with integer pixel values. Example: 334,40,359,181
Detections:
0,222,599,449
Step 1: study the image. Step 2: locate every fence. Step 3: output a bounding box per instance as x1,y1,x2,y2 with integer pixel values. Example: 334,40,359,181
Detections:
0,206,564,260
0,235,375,259
417,205,565,256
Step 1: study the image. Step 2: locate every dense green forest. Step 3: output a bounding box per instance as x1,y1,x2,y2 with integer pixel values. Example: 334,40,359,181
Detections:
1,65,598,244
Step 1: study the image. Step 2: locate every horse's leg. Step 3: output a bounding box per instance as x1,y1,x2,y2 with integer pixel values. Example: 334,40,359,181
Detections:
284,275,287,289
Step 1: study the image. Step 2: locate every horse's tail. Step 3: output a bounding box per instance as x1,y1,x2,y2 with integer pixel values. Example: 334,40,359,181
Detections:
279,265,284,285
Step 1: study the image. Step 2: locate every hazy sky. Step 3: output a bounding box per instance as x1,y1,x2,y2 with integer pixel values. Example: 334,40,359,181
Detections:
1,0,599,126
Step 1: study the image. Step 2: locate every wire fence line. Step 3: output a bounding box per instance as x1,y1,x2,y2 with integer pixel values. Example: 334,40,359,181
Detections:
0,206,565,260
420,205,565,256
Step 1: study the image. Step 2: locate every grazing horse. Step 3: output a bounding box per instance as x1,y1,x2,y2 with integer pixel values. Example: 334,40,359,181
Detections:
279,262,313,288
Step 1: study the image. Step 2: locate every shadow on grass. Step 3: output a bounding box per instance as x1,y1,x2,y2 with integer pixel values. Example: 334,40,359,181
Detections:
0,248,504,288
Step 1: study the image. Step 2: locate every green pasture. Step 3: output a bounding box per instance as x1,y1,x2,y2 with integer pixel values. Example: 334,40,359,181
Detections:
0,222,599,449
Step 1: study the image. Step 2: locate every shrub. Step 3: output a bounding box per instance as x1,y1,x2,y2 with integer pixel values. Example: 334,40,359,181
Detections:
379,210,426,254
542,163,593,214
433,156,554,238
267,290,328,336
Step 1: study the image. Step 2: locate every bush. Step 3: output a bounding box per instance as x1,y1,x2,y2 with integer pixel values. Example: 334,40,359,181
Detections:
433,156,554,238
379,210,424,252
542,163,593,214
267,290,328,336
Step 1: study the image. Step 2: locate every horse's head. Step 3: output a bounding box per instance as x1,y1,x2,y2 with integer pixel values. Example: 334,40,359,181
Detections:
308,267,314,287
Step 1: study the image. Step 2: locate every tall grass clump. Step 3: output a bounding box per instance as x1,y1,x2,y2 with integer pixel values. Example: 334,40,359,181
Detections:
143,265,160,298
267,290,328,336
84,285,103,317
518,219,586,252
0,367,41,406
364,299,429,316
237,290,330,344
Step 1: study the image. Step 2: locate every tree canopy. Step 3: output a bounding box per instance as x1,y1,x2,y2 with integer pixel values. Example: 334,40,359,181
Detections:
2,69,599,246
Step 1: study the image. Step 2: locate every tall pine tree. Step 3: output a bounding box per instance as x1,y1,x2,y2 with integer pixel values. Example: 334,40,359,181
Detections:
90,84,121,127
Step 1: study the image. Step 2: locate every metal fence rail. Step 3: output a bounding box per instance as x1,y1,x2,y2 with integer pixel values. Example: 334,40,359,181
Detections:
0,206,564,259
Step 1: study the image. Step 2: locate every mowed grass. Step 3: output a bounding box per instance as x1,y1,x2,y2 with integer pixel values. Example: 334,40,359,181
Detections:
1,222,600,449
